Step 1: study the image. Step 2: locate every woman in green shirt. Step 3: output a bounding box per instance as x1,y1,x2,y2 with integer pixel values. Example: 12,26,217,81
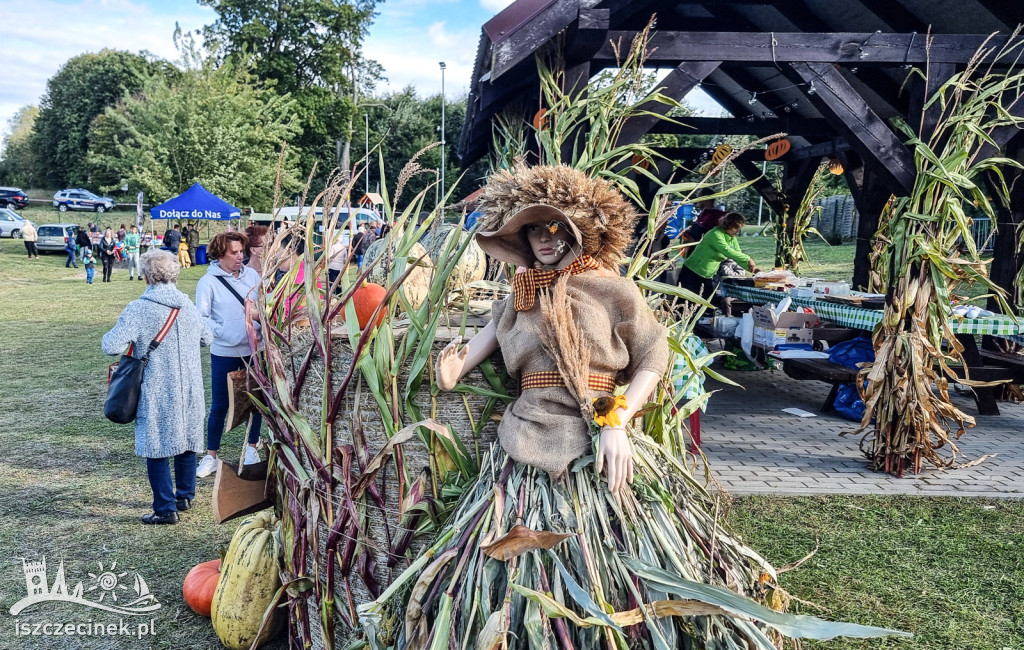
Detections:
124,225,142,281
680,212,758,310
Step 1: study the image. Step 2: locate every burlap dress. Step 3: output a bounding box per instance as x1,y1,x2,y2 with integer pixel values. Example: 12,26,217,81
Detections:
492,272,669,475
360,274,783,649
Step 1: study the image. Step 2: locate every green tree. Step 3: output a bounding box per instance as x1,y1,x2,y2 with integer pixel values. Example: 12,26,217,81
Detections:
0,105,41,187
199,0,382,179
31,49,160,188
85,58,302,211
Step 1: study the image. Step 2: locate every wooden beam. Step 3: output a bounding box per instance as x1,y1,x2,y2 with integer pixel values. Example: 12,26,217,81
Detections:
972,91,1024,163
560,59,592,162
649,116,835,138
855,0,927,33
787,139,851,161
734,150,786,216
908,62,955,140
490,0,583,80
783,158,821,210
984,138,1024,321
696,78,754,118
787,61,916,194
592,31,1011,65
616,61,721,146
973,0,1024,28
841,150,893,290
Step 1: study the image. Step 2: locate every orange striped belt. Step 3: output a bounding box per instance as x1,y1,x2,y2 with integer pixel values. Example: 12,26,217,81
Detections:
520,371,616,393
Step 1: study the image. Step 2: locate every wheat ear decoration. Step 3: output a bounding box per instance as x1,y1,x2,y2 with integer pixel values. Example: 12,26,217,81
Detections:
537,275,594,421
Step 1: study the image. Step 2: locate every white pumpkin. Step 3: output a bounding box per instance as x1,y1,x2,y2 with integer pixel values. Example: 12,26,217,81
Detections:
362,239,432,311
420,224,487,289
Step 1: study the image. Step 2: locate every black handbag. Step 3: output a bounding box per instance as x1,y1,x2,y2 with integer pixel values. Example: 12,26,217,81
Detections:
104,308,179,424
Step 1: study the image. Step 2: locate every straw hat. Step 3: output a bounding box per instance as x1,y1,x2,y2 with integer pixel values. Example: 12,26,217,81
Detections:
474,164,639,269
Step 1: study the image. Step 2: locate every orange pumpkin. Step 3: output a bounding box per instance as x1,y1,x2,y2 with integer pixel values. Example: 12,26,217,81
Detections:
183,559,221,617
344,282,388,329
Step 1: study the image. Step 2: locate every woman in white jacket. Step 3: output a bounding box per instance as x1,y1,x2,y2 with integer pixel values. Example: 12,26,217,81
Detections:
194,232,263,477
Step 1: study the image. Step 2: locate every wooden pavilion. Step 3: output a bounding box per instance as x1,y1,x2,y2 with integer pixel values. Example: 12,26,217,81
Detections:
457,0,1024,305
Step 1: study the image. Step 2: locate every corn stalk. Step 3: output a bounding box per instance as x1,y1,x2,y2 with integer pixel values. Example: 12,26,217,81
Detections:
764,163,828,272
855,32,1024,475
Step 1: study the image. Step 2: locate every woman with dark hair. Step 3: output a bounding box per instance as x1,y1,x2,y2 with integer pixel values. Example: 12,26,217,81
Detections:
244,224,269,274
194,231,263,477
679,211,758,308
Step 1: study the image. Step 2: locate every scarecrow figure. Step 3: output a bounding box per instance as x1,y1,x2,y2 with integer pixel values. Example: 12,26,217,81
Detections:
359,164,902,648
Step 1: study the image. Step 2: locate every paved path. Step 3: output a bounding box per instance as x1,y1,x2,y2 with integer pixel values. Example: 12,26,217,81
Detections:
696,363,1024,498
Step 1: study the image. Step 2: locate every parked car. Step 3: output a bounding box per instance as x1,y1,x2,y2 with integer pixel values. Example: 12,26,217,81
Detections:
0,208,33,238
0,187,30,210
36,223,81,253
53,189,115,213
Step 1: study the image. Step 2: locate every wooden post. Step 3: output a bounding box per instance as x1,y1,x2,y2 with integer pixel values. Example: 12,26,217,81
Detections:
983,137,1024,348
841,150,892,291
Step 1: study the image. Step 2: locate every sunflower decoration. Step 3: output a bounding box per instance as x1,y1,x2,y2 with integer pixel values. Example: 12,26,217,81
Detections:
592,394,628,428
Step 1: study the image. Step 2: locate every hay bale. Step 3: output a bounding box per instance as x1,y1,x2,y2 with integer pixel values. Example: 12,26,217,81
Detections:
281,318,508,647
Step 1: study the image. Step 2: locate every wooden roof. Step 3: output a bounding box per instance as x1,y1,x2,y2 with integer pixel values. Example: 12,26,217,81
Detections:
460,0,1023,184
458,0,1024,289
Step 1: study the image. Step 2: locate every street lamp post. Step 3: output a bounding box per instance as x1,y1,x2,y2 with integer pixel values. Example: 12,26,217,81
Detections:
439,61,446,209
364,113,370,197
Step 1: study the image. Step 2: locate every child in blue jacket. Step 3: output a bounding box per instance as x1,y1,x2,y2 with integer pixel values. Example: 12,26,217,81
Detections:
83,248,96,283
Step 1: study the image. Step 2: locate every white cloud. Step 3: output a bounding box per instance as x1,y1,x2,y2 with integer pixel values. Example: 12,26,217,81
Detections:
479,0,515,12
363,2,488,98
0,0,214,140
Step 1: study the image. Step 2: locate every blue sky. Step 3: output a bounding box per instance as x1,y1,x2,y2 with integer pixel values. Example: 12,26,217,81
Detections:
0,0,719,147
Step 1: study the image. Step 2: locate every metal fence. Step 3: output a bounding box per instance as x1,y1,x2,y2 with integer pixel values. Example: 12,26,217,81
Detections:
810,195,994,252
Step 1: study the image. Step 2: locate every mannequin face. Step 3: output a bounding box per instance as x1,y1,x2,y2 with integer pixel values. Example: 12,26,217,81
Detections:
525,221,573,268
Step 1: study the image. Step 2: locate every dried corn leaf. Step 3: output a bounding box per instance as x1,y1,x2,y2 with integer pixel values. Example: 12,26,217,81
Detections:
480,524,571,560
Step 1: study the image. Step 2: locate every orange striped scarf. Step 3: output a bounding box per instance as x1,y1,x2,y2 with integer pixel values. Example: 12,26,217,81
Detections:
511,255,599,311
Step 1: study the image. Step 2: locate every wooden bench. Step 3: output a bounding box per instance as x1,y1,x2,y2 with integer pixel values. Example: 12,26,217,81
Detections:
781,358,860,412
940,350,1024,415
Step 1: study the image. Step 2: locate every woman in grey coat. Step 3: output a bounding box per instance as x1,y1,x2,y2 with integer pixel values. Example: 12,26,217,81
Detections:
102,250,212,524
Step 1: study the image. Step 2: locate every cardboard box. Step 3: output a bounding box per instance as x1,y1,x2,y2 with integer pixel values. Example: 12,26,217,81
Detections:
751,306,816,350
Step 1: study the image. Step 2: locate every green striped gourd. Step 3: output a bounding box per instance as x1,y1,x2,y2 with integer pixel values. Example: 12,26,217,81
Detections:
210,511,282,650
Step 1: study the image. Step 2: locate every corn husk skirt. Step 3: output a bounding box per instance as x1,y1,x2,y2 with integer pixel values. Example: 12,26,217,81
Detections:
359,429,783,649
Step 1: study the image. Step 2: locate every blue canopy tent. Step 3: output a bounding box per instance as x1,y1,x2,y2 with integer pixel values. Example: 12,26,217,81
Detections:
149,183,241,264
149,182,240,221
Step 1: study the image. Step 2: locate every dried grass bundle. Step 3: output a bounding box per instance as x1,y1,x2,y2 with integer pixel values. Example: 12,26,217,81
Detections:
536,275,594,419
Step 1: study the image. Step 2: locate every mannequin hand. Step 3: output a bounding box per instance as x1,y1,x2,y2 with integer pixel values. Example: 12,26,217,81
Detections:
436,336,468,391
595,426,633,495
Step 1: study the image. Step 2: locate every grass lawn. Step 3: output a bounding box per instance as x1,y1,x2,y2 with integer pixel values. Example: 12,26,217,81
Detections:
0,217,1021,649
737,231,857,282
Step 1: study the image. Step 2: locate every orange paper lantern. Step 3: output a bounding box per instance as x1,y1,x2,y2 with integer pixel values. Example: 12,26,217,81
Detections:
532,108,550,131
711,143,732,165
828,158,844,175
765,138,791,161
630,154,651,170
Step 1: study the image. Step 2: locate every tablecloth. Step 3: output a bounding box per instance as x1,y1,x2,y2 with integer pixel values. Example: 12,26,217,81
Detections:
721,285,1024,337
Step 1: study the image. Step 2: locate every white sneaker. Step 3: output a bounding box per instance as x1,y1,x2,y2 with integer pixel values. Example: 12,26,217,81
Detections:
196,454,218,478
243,446,261,466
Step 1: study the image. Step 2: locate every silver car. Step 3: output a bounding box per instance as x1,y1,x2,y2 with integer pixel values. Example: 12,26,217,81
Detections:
0,208,33,238
35,223,81,253
53,189,115,213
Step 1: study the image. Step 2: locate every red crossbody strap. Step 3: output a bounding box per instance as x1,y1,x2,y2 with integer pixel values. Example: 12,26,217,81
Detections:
154,308,180,344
